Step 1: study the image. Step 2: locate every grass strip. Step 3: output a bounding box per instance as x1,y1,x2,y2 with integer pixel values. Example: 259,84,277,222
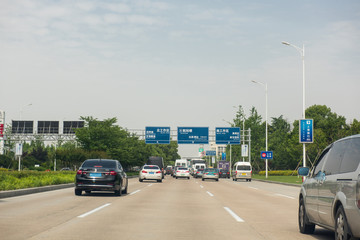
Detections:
252,174,304,185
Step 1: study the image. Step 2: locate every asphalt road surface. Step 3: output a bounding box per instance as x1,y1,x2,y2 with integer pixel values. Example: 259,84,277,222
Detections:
0,176,335,240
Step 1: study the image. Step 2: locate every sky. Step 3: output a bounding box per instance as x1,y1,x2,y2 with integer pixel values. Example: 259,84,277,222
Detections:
1,0,360,157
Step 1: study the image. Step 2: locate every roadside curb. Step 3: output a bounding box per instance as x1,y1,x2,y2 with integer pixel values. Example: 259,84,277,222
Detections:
0,183,75,199
0,175,139,199
252,178,301,187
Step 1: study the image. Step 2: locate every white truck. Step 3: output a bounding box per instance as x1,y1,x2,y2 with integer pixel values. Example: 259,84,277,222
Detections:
175,159,188,167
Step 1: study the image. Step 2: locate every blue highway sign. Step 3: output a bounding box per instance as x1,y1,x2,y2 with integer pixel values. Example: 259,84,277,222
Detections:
299,119,314,143
145,126,171,144
177,127,209,144
206,150,216,156
215,127,241,145
261,151,273,159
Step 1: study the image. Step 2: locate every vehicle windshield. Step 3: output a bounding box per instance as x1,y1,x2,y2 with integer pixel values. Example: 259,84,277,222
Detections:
82,160,116,168
144,166,160,170
237,166,251,171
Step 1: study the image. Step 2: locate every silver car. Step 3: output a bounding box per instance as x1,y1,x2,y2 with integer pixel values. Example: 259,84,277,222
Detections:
298,134,360,240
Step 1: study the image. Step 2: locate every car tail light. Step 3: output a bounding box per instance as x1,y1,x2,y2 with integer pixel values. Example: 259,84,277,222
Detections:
235,171,238,175
186,171,189,173
177,171,180,173
156,171,161,174
142,170,147,173
214,173,218,175
357,175,360,209
77,170,85,175
106,171,117,176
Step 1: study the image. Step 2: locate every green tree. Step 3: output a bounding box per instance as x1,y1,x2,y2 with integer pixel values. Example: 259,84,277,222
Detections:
76,117,129,152
268,115,294,169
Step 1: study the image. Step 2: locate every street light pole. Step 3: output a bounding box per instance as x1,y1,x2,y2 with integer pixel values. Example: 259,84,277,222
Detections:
282,41,306,169
251,80,268,178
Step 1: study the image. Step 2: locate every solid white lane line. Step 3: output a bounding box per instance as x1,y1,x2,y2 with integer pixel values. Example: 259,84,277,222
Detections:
130,190,141,195
200,185,204,188
274,193,295,200
206,191,214,197
248,187,259,190
148,184,153,187
78,203,111,218
224,207,245,222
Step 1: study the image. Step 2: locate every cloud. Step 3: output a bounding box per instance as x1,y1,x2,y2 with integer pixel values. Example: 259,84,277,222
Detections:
102,2,131,13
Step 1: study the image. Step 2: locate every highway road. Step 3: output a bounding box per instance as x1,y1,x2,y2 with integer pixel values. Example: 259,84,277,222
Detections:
0,176,334,240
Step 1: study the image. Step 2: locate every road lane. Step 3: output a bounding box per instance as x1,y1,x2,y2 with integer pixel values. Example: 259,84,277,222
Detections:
0,176,334,240
0,178,144,240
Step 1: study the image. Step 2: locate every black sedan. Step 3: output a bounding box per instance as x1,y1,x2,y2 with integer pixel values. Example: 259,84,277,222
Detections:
75,159,128,196
219,169,230,178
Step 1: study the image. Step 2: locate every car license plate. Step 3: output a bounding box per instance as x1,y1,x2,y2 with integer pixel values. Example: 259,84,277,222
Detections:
242,173,246,176
181,174,185,176
150,172,154,174
90,173,101,177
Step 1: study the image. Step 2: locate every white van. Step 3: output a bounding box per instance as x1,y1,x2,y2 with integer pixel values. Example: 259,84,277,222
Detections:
232,161,252,182
175,159,187,167
193,163,206,174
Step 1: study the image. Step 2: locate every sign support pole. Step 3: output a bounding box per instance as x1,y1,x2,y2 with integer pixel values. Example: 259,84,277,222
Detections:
230,144,232,177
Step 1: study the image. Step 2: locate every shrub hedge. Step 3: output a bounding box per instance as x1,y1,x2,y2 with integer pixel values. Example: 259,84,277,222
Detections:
0,171,76,191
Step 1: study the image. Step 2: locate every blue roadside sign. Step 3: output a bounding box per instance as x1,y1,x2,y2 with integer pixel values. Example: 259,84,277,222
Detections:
206,150,216,156
299,119,314,143
261,151,273,159
145,126,170,144
177,127,209,144
215,127,241,145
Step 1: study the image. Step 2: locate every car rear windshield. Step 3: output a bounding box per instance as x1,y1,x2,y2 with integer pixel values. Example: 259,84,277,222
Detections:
144,166,160,170
237,165,251,171
82,160,116,168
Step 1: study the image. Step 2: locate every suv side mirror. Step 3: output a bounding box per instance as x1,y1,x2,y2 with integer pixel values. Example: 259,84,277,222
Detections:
298,167,310,176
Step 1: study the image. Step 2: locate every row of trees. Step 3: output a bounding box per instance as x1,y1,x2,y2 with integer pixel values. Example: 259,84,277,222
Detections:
228,104,360,171
0,117,180,171
0,104,358,172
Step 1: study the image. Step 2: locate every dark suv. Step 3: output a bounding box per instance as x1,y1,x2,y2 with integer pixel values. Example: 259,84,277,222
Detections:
298,134,360,240
75,159,128,196
219,169,230,178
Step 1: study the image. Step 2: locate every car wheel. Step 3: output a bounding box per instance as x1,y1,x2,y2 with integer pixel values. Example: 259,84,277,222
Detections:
202,178,204,181
335,206,352,240
298,198,315,234
216,179,219,181
75,189,82,196
188,177,190,180
176,177,178,179
139,178,143,182
122,180,128,194
115,184,122,196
